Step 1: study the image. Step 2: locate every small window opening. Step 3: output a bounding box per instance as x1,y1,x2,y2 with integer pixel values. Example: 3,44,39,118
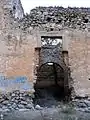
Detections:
41,36,62,46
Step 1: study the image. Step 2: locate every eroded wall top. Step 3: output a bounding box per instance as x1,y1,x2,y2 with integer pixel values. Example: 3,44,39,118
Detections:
21,7,90,32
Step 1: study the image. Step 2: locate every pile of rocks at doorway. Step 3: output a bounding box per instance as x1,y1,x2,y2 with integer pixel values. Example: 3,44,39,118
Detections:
0,90,35,112
72,98,90,113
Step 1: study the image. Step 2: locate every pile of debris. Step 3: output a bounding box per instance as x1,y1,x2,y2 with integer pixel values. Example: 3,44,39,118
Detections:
21,7,90,31
0,90,34,112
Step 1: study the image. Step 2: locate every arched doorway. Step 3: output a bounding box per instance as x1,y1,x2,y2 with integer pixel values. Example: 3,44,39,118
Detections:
34,62,68,106
34,35,71,106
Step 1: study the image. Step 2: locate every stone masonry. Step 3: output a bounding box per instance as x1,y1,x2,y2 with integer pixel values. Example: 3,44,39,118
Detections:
0,0,90,99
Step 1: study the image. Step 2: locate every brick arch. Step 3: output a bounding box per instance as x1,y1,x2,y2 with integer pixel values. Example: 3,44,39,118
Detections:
34,44,70,99
36,61,69,92
39,62,64,72
39,59,68,72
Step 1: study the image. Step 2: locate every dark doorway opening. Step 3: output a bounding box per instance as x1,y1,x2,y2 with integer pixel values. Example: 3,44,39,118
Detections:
34,62,67,107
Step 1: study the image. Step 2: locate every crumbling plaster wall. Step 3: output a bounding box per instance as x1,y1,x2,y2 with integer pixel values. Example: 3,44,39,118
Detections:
0,0,37,93
68,30,90,97
37,29,90,98
0,0,90,98
0,23,38,92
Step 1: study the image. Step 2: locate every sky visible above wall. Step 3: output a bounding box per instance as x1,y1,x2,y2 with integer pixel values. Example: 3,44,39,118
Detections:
21,0,90,13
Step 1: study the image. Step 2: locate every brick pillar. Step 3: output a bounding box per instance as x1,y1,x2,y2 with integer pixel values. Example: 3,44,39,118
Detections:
62,51,70,100
62,51,69,66
34,47,41,84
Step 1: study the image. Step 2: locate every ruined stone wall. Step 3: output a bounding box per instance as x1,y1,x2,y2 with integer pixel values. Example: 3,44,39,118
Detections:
32,28,90,98
26,6,90,98
0,32,37,92
1,0,24,19
0,0,37,93
22,7,90,31
1,0,90,99
68,30,90,97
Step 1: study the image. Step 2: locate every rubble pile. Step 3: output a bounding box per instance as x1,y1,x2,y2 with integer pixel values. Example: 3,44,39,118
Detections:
0,90,34,112
21,7,90,31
